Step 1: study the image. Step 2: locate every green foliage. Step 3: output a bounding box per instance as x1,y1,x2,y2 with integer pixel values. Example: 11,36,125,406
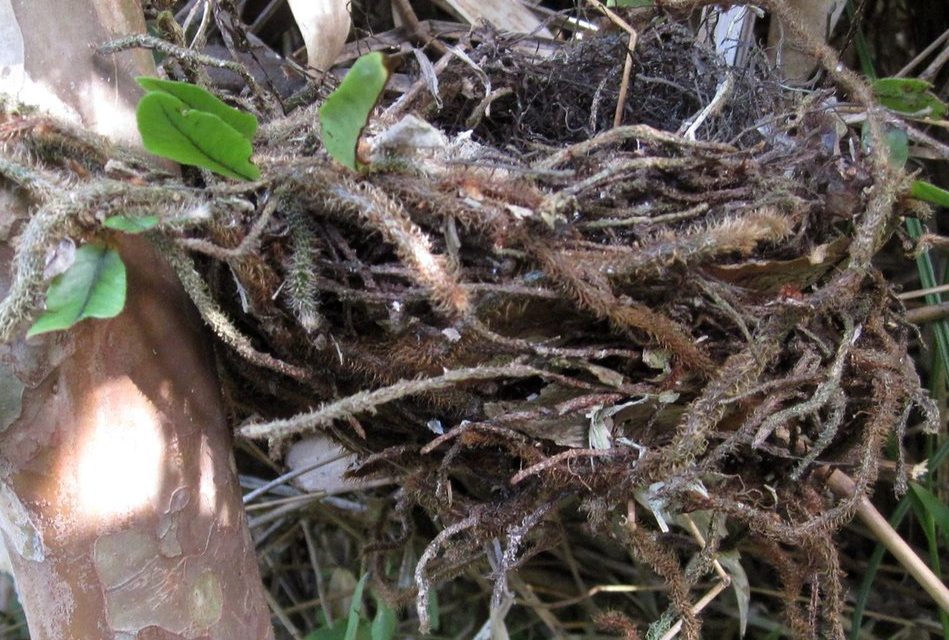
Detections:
847,42,948,639
872,77,948,119
425,587,440,632
911,180,949,207
905,217,949,386
27,243,126,336
103,214,160,234
908,477,949,634
304,574,398,640
137,77,258,140
343,573,368,640
908,482,949,549
850,440,949,638
863,122,908,168
305,619,370,640
370,601,397,640
845,0,875,79
884,127,908,168
319,52,392,170
136,77,260,180
873,120,949,374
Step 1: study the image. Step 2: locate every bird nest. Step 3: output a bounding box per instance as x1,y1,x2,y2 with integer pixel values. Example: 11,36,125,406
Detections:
0,7,939,638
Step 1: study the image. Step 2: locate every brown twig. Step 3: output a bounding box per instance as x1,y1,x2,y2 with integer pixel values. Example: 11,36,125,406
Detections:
823,469,949,613
391,0,450,56
239,364,546,440
905,301,949,325
510,448,625,485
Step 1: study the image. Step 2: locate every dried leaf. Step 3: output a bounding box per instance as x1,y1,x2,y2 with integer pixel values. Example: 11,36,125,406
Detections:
432,0,550,36
718,551,751,637
288,0,350,70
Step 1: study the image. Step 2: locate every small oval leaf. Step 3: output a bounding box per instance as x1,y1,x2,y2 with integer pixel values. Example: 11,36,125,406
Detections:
137,92,260,181
137,76,258,141
103,215,160,234
319,52,391,170
27,243,127,336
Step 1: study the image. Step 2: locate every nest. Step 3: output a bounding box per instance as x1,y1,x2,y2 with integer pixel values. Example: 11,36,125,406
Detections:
0,6,940,638
428,21,780,147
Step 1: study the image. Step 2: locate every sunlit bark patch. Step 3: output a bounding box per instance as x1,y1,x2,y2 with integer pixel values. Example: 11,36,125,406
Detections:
198,433,220,520
75,379,165,522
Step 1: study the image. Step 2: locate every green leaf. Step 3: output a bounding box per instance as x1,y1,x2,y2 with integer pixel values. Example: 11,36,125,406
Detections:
103,215,160,234
305,620,370,640
861,122,908,169
305,621,348,640
137,92,260,181
872,77,947,119
370,600,397,640
911,180,949,207
908,482,949,546
319,52,392,170
27,243,126,336
344,573,368,640
884,128,908,168
426,586,440,632
850,439,949,639
137,76,258,141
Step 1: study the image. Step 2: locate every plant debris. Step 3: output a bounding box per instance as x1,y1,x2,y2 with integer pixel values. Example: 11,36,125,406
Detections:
0,2,942,638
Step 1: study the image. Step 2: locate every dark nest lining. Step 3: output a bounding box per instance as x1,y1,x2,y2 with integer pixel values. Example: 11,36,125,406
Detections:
423,21,781,148
0,4,941,638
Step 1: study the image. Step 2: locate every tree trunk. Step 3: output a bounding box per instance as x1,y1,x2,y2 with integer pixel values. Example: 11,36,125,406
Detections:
0,1,274,637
